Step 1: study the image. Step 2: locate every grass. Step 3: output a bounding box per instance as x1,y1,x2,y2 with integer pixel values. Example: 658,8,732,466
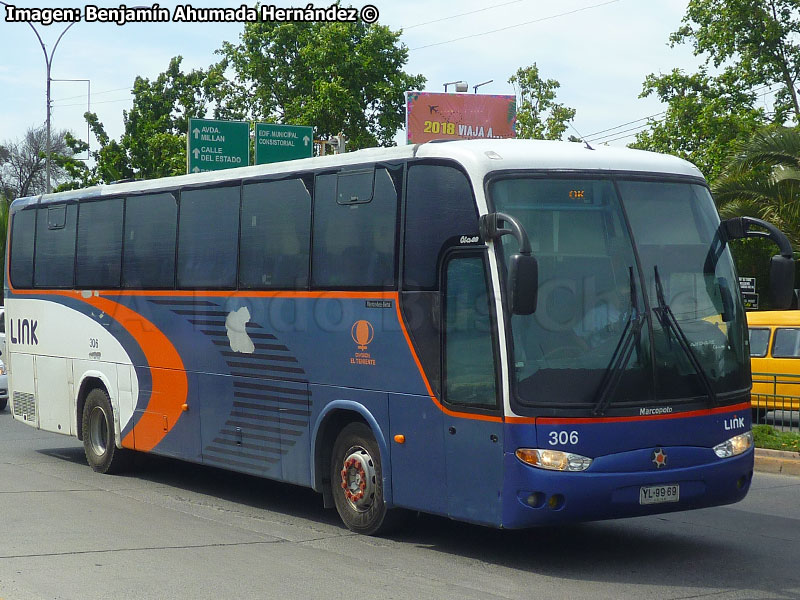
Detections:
752,424,800,453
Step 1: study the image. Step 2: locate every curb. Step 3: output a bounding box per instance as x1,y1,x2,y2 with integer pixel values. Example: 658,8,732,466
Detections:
754,448,800,477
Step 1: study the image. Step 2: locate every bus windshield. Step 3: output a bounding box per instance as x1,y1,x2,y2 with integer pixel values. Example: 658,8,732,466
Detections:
490,175,749,410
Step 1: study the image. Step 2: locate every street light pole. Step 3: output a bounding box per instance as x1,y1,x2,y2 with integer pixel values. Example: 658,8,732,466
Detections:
1,1,78,193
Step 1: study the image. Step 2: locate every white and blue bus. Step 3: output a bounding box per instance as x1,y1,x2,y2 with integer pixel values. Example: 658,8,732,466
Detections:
5,139,793,534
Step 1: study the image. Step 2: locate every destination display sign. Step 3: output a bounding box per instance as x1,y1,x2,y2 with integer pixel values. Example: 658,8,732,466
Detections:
187,118,249,173
255,123,314,164
405,91,516,144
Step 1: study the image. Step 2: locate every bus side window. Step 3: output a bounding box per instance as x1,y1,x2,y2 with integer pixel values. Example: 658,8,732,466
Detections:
123,193,177,289
404,164,478,290
443,255,498,408
76,198,123,289
240,179,311,289
9,208,36,289
178,185,240,289
34,203,77,288
311,168,398,289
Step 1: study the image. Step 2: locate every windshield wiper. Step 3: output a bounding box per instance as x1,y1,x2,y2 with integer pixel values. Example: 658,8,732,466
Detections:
593,267,644,416
652,266,719,406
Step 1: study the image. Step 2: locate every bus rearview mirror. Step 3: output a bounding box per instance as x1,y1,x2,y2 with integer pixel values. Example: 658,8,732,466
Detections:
770,254,795,309
509,254,538,315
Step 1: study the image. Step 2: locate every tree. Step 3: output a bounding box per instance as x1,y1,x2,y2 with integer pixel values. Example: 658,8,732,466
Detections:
59,56,217,187
711,126,800,306
630,69,767,181
214,20,424,149
713,126,800,245
509,64,576,141
672,0,800,123
0,125,72,199
123,56,221,177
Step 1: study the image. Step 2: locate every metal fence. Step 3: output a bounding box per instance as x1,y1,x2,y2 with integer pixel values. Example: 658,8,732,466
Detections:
751,371,800,434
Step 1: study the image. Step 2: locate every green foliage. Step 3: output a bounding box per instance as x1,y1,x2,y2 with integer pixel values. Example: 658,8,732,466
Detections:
632,1,800,181
630,69,766,181
672,0,800,122
711,126,800,304
214,20,423,149
123,56,217,177
60,57,214,186
509,64,576,141
752,424,800,452
714,127,800,247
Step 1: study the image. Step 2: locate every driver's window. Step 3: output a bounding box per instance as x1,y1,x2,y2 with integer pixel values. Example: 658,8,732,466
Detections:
443,255,498,408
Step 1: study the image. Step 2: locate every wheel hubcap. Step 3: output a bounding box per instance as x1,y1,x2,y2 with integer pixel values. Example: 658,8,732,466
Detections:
340,446,376,512
88,406,108,457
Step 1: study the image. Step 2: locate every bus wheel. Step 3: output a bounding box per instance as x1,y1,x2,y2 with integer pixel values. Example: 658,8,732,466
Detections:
331,422,393,535
82,388,129,474
0,397,6,411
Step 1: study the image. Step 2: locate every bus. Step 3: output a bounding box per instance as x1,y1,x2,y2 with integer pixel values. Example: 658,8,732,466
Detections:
5,139,794,535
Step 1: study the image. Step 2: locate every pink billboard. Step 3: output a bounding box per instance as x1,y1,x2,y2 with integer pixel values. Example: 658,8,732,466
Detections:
405,91,517,144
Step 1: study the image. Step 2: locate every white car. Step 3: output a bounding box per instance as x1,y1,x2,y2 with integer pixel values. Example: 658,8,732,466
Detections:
0,309,6,411
0,359,7,412
0,306,5,361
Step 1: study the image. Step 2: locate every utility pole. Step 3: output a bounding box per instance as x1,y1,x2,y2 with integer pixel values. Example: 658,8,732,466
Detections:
1,1,78,193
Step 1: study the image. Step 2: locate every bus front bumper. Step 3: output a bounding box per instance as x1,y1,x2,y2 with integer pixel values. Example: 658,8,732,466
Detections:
501,446,754,529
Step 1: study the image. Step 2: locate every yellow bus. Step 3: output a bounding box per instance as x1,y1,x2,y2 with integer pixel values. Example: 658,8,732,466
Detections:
747,310,800,420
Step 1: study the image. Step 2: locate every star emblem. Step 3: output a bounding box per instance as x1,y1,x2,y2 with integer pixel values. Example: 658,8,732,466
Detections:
652,448,667,468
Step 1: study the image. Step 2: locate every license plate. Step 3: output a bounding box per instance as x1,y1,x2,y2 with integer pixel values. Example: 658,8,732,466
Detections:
639,484,680,505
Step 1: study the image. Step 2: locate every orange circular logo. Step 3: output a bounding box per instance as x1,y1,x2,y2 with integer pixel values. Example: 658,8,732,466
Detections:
351,320,374,348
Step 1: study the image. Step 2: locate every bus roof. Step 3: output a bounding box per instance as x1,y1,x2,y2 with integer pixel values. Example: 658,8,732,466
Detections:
11,139,705,211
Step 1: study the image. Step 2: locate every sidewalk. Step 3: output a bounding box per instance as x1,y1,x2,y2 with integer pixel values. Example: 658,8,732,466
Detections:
754,448,800,476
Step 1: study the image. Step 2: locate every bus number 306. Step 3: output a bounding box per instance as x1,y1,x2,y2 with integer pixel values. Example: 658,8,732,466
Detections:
548,431,579,445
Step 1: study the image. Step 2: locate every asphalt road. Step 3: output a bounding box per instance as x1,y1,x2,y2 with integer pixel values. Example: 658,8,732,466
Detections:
0,409,798,600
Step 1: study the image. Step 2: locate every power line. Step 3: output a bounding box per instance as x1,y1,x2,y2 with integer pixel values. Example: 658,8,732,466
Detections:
403,0,527,30
599,131,642,144
52,86,131,103
583,82,785,144
410,0,620,51
582,111,666,139
586,122,653,143
52,97,132,108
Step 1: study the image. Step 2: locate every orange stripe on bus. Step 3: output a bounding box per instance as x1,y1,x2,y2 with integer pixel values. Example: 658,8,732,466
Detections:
14,288,503,424
67,294,188,452
8,288,398,300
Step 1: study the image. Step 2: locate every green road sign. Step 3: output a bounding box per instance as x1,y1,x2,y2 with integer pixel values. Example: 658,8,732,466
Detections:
255,123,314,164
187,118,249,174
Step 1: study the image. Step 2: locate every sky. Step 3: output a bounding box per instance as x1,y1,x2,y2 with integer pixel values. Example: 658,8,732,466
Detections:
0,0,713,154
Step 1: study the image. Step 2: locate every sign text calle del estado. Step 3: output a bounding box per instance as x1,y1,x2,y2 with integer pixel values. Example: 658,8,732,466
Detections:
187,118,249,173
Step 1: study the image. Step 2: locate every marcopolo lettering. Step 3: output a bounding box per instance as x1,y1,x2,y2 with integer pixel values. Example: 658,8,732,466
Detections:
640,406,673,416
10,318,38,346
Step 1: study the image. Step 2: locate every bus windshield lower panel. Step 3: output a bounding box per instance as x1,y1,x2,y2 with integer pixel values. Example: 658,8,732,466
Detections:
490,175,749,410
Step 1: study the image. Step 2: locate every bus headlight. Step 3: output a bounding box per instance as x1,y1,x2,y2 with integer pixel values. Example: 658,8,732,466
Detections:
515,448,592,471
713,431,753,458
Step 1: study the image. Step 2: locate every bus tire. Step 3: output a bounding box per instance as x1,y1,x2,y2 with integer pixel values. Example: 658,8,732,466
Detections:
82,388,130,474
331,422,395,535
0,397,6,411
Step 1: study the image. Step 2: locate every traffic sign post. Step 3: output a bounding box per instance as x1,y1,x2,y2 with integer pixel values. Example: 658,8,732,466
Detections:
255,123,314,164
187,118,250,174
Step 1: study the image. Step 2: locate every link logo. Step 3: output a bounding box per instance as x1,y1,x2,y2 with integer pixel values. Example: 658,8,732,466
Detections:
9,318,38,345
